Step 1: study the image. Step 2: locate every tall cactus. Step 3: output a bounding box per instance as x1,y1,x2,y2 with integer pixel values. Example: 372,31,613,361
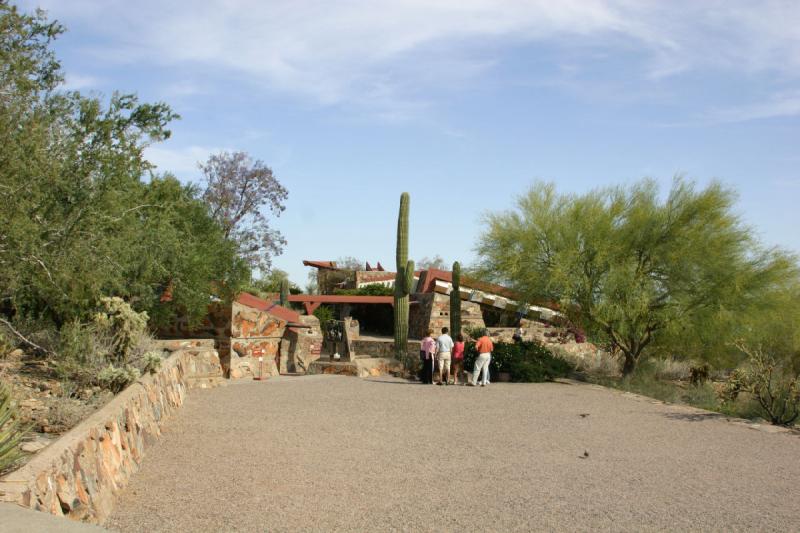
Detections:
394,192,414,360
279,277,289,307
450,261,461,338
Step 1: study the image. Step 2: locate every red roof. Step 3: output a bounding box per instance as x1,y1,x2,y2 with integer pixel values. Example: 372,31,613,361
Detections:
303,260,338,270
418,268,519,299
288,294,395,305
236,292,303,324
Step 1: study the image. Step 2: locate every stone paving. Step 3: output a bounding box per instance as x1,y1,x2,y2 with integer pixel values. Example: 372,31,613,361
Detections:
106,375,800,532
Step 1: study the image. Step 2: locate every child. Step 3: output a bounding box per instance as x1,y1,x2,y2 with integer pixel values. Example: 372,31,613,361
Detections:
451,333,465,384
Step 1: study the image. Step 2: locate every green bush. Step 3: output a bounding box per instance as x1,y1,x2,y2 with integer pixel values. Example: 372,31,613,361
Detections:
313,305,335,326
334,284,394,296
464,340,574,382
0,382,24,474
93,297,149,364
97,365,141,394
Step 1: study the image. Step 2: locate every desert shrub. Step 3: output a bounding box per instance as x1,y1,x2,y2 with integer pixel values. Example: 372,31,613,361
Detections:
651,358,692,381
54,311,153,393
93,297,149,364
463,325,486,341
726,343,800,426
97,365,141,394
464,340,573,382
0,381,24,474
143,351,163,374
689,363,711,385
52,320,110,387
550,345,620,376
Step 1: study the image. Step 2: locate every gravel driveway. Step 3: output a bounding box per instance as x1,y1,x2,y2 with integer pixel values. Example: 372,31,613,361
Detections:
106,375,800,532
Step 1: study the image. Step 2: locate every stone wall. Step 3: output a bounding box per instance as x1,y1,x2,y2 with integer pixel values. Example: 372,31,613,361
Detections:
229,300,286,377
351,339,421,359
0,340,223,524
410,293,484,339
279,316,323,374
156,303,231,360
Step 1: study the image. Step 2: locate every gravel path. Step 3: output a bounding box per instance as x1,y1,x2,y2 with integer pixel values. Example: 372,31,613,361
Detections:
106,375,800,532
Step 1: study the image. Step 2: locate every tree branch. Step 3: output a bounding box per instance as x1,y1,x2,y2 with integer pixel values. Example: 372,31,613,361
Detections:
0,318,54,356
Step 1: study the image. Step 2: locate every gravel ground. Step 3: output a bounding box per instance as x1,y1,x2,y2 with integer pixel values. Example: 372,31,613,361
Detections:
106,375,800,532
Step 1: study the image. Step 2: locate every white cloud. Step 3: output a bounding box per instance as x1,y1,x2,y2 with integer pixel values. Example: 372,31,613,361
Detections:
24,0,800,116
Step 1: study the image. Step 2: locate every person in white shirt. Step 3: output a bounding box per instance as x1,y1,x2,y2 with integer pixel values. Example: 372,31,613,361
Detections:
435,327,454,386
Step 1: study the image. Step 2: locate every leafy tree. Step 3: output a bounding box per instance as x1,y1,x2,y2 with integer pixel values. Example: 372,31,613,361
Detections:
334,256,364,270
246,269,302,297
200,151,288,273
475,178,798,375
0,4,246,330
416,255,446,270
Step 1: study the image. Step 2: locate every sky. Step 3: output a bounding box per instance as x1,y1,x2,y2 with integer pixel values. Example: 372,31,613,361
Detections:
19,0,800,287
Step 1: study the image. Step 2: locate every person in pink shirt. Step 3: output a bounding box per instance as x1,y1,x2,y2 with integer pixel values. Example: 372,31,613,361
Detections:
450,333,465,385
420,329,436,384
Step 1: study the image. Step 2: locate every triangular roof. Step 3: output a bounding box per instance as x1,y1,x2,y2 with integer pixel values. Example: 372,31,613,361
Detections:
302,260,338,270
236,292,302,324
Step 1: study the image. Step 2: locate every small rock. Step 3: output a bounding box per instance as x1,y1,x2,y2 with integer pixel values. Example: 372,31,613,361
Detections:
80,389,94,400
21,441,48,453
20,398,45,410
7,348,24,359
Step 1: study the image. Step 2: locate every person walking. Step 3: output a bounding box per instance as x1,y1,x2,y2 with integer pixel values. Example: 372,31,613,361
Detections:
451,333,465,385
435,327,454,385
420,329,436,384
471,330,494,387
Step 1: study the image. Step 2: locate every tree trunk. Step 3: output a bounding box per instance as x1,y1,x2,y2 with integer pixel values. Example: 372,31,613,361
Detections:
621,353,637,376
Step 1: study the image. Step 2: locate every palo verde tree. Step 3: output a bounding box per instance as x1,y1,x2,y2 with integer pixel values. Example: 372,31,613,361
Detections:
475,178,797,375
201,151,288,273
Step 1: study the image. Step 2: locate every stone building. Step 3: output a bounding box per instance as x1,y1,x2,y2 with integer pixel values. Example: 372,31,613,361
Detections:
302,261,561,339
159,292,323,378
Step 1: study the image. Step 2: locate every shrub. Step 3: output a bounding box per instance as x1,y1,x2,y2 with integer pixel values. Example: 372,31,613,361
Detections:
0,382,24,474
334,285,394,296
143,351,163,374
97,364,141,394
689,363,711,385
313,305,335,326
550,345,620,376
464,340,573,382
52,320,110,388
728,343,800,426
93,297,149,364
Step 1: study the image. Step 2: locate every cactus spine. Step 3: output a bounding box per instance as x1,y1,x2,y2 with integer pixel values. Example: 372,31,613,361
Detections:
450,261,461,338
394,192,414,360
279,277,289,307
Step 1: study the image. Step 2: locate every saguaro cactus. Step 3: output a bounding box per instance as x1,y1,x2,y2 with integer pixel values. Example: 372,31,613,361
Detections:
450,261,461,338
394,192,414,360
279,278,289,307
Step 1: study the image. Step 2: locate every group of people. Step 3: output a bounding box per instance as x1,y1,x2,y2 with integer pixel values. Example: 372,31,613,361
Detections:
419,327,494,386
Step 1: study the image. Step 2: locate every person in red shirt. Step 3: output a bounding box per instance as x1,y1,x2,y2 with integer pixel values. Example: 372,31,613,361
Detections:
471,330,494,386
451,333,465,385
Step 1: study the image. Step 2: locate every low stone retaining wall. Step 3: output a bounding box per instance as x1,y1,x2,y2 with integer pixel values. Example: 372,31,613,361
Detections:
0,340,223,524
308,357,403,378
351,339,420,359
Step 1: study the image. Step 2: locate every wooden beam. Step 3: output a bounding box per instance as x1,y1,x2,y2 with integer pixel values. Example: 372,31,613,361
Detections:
304,302,322,315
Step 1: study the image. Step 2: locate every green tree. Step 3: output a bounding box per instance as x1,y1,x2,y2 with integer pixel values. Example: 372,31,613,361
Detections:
0,3,246,330
475,178,798,375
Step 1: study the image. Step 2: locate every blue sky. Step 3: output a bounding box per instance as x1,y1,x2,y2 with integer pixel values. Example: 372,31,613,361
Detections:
20,0,800,287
